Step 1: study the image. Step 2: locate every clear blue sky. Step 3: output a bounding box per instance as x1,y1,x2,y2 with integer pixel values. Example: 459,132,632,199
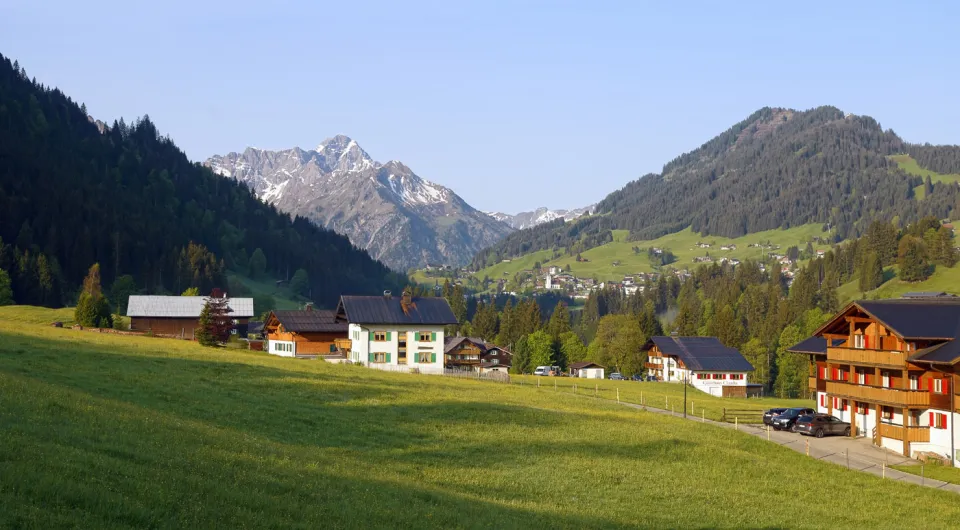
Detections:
3,1,959,213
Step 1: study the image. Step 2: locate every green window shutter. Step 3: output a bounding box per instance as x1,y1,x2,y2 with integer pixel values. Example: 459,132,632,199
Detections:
368,352,373,363
386,353,391,363
431,332,436,342
386,331,391,341
329,344,336,353
414,352,420,363
431,353,437,363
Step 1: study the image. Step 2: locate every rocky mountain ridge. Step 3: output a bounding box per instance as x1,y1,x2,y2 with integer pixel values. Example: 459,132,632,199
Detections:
205,136,513,271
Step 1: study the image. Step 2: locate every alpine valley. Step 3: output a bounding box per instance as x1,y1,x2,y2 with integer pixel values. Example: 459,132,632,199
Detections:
205,136,513,271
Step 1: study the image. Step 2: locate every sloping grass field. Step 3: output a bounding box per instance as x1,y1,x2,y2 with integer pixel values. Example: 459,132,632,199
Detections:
2,310,960,528
474,224,829,283
890,154,960,200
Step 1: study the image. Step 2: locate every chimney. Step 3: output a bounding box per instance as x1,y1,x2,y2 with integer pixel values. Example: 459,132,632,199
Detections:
305,303,313,312
400,289,413,315
383,290,392,299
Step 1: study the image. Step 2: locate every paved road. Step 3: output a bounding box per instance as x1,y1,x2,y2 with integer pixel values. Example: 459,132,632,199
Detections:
617,400,960,494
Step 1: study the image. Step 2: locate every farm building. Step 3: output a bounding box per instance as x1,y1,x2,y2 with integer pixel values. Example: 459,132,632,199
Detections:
570,361,605,379
444,337,512,373
643,336,754,397
263,306,350,359
339,291,458,375
126,295,254,339
479,346,512,374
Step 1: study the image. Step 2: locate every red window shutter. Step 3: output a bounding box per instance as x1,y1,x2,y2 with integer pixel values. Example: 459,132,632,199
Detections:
928,378,934,392
865,336,869,349
820,395,825,407
929,412,934,427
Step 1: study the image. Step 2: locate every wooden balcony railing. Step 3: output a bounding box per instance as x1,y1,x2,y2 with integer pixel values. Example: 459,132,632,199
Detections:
827,347,906,368
808,377,826,392
826,381,930,407
878,423,931,443
644,362,662,370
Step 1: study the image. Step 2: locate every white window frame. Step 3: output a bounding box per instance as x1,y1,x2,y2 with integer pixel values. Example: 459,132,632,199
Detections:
882,373,890,388
909,375,919,390
857,371,865,385
935,379,943,393
854,334,865,349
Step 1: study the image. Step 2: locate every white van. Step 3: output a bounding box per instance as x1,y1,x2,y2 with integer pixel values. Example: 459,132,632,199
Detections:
533,366,550,376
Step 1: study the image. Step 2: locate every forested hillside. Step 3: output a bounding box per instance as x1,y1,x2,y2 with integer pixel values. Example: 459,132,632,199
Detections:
472,106,960,268
0,54,406,308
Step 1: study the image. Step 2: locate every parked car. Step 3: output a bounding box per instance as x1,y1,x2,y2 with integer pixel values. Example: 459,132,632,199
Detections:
795,414,851,438
631,374,644,382
533,366,550,376
762,408,789,426
646,375,657,382
770,407,817,431
609,372,625,380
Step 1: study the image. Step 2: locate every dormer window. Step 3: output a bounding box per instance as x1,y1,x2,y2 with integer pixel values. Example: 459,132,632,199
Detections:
853,333,865,349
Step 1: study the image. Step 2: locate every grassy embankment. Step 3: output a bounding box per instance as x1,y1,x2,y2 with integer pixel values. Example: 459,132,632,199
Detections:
473,224,828,284
2,307,960,528
891,464,960,486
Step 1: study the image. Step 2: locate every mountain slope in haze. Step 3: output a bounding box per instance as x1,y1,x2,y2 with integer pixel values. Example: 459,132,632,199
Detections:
0,54,405,307
206,137,513,271
485,205,595,230
472,106,960,268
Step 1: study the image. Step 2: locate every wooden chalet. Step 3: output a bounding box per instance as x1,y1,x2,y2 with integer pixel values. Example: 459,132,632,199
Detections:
127,295,254,339
264,306,350,358
789,295,960,464
643,336,754,397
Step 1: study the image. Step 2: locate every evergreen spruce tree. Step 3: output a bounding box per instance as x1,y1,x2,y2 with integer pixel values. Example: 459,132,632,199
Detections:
936,226,957,267
510,336,531,374
897,235,930,282
547,301,571,339
858,251,883,293
0,269,14,306
74,263,111,328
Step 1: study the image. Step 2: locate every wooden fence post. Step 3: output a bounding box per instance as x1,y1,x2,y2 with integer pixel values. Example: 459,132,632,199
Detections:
735,417,738,431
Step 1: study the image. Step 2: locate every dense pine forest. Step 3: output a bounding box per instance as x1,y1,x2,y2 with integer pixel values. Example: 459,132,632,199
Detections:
0,54,406,309
472,106,960,268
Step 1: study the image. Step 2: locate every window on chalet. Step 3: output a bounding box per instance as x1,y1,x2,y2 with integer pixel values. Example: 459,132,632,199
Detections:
854,334,865,349
856,402,867,414
881,407,893,421
909,375,919,390
418,331,433,342
931,412,948,429
374,331,387,342
856,371,865,385
373,352,388,363
882,373,891,388
729,374,744,380
934,378,944,394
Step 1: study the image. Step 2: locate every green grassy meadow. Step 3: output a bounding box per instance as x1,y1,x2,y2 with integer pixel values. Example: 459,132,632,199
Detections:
474,224,828,283
889,154,960,200
892,464,960,486
227,272,308,310
3,310,960,527
512,375,811,422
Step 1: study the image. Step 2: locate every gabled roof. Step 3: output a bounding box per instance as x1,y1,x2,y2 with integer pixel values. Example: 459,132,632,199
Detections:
645,336,754,372
269,310,347,333
908,342,960,365
814,299,960,340
338,295,458,325
126,295,254,318
444,336,487,354
570,361,604,370
786,336,844,356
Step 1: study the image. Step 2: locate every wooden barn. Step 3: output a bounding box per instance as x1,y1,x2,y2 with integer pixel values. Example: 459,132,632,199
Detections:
264,307,350,358
126,295,254,339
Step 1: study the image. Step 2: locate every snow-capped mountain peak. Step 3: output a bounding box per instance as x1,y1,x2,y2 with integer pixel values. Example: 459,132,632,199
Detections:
486,205,596,230
204,136,513,270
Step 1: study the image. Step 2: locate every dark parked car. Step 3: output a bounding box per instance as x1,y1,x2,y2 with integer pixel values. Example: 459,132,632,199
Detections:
631,374,644,382
770,407,817,431
762,408,788,426
609,372,625,381
795,414,851,438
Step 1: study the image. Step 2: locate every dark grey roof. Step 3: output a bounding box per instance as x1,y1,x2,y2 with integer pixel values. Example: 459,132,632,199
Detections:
646,336,754,372
570,361,604,370
856,299,960,339
901,292,955,299
338,295,458,325
908,342,960,365
444,336,486,354
272,310,347,333
787,336,844,355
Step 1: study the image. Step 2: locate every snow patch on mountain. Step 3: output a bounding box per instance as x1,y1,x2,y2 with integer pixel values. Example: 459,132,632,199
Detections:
486,205,596,230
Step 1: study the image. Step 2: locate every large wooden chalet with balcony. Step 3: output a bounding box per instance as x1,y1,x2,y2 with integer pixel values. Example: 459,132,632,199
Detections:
263,306,350,359
789,295,960,465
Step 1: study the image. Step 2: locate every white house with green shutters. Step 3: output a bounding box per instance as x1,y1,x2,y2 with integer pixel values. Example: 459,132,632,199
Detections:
336,292,459,375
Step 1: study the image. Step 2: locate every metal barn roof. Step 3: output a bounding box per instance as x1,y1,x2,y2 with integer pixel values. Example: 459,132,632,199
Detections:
126,295,255,318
